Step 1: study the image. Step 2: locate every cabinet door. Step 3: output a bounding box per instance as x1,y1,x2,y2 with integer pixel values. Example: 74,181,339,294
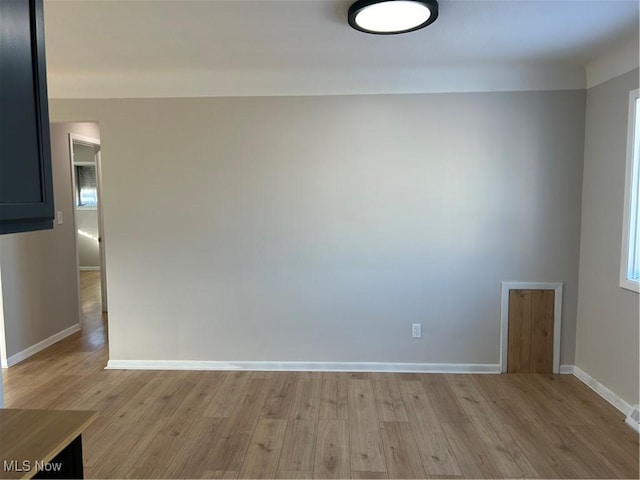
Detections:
0,0,54,234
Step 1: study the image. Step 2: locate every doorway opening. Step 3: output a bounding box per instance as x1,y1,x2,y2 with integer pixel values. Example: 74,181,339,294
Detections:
69,133,108,316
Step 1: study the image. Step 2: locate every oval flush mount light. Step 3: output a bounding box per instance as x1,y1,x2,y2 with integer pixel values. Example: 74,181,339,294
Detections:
348,0,438,35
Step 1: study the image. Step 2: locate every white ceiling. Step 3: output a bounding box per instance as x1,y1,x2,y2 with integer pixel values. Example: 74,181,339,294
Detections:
43,0,639,98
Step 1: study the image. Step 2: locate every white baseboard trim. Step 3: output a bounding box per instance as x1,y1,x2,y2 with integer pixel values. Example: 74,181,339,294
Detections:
79,266,100,271
571,365,639,431
559,365,575,374
105,360,501,374
1,324,81,368
625,405,640,433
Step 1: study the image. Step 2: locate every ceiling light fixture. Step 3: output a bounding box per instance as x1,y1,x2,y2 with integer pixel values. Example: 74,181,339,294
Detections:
348,0,438,35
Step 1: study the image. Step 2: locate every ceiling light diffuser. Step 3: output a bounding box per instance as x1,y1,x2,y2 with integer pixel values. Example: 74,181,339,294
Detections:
348,0,438,35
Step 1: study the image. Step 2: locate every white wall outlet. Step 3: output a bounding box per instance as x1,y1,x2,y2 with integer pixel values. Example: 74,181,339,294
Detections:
56,210,63,225
412,323,422,338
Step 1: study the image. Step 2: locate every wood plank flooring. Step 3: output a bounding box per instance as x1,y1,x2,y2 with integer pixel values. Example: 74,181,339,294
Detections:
1,272,638,479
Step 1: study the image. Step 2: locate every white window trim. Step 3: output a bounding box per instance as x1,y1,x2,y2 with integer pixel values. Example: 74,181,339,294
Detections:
620,88,640,293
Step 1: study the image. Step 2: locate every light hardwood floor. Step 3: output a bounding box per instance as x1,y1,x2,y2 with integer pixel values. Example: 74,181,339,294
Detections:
2,272,639,479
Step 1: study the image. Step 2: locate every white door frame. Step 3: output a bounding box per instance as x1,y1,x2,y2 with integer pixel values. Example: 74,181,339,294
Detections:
95,149,107,311
500,282,563,374
69,133,108,313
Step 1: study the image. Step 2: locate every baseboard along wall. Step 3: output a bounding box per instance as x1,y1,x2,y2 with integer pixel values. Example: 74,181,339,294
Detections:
106,360,501,374
561,365,639,433
1,324,80,368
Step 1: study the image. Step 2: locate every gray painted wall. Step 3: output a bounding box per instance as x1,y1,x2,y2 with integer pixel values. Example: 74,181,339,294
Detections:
0,122,99,360
49,91,585,365
576,68,640,407
74,142,96,163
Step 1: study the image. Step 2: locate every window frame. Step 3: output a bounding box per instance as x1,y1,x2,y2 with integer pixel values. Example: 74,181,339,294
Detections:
620,88,640,293
74,163,98,209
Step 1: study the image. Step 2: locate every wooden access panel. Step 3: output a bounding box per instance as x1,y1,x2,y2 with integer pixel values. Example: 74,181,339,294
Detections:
507,289,554,373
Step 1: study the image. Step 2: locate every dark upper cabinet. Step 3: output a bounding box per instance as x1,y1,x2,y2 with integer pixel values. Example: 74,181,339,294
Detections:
0,0,54,234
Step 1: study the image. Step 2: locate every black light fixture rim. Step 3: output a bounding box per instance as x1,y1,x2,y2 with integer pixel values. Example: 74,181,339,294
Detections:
348,0,439,35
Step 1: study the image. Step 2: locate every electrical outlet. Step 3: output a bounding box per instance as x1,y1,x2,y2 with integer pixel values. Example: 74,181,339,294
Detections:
412,323,422,338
